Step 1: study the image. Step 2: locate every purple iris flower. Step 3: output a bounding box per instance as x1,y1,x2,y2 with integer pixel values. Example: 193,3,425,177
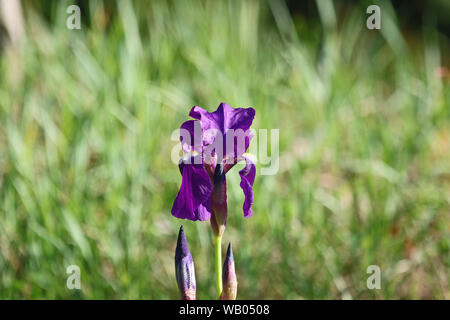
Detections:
171,102,256,234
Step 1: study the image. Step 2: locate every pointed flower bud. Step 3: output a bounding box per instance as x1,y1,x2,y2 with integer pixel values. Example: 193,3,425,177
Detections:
175,225,196,300
220,243,237,300
210,162,227,236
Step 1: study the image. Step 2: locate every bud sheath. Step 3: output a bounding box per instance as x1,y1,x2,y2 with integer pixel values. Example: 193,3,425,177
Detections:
210,162,227,237
220,243,237,300
175,226,196,300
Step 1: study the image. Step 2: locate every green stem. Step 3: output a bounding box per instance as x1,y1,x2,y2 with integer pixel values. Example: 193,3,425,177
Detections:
214,234,223,299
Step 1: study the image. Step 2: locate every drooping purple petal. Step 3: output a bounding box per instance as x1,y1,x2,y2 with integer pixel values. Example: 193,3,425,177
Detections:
239,156,256,218
171,156,212,221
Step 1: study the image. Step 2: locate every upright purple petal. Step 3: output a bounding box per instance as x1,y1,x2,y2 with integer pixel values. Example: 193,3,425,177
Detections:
239,156,256,218
171,156,212,221
189,103,255,161
190,102,255,134
180,120,202,153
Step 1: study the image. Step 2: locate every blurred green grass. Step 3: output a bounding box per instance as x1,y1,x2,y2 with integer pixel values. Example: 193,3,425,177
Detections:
0,0,449,299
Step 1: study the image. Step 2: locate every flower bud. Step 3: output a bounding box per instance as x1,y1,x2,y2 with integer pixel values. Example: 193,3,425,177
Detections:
175,225,196,300
210,162,227,237
220,242,237,300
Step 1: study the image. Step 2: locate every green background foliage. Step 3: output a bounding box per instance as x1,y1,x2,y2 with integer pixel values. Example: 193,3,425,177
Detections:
0,0,448,299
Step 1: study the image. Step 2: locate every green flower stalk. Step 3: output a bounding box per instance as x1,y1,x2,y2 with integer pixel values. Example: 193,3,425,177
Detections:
211,162,227,298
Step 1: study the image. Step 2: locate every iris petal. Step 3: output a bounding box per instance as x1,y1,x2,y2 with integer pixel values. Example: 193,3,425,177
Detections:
171,156,212,221
180,120,202,153
239,156,256,218
189,102,255,160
